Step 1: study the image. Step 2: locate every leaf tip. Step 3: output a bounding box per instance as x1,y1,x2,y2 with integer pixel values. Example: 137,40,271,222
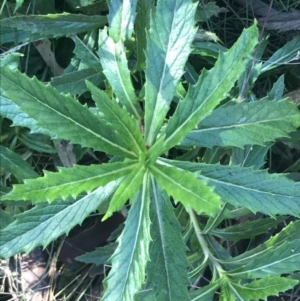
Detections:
102,212,111,221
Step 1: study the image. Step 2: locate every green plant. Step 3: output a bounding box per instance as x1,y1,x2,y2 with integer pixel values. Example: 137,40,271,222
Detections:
1,0,300,300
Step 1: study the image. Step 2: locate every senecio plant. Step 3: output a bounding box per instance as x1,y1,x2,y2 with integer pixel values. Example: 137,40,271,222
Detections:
1,0,300,300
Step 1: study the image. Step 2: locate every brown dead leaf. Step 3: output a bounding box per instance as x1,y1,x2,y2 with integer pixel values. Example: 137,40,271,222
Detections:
34,39,64,76
285,88,300,106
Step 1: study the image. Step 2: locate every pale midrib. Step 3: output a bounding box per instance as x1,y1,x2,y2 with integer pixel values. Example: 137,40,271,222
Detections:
151,177,173,296
223,235,297,264
163,40,252,149
5,74,137,158
192,283,220,300
191,116,289,133
198,174,294,199
262,43,300,72
74,35,101,66
146,4,179,146
119,173,148,298
13,164,137,198
110,41,140,119
120,0,132,41
117,165,144,197
1,154,23,169
158,157,295,199
151,165,215,207
222,246,272,265
101,97,143,154
2,186,105,257
229,252,300,276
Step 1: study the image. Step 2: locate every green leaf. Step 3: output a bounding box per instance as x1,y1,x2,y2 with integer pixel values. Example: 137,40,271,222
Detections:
211,217,285,241
261,35,300,73
181,99,300,148
231,144,270,169
0,13,107,39
0,209,14,230
199,166,300,217
0,146,38,181
70,34,103,71
103,164,145,220
14,0,24,12
0,94,51,136
202,203,231,233
229,239,300,278
144,177,190,301
268,75,285,101
161,159,300,217
51,68,104,95
134,290,156,301
184,61,199,84
144,0,197,146
219,284,237,301
63,30,101,78
207,236,232,262
18,132,57,154
192,42,227,59
76,242,117,265
194,29,221,43
163,23,259,152
231,276,298,301
108,0,137,42
0,52,22,69
149,163,222,216
134,0,155,70
147,134,165,164
0,185,11,198
195,2,227,22
190,279,224,301
102,176,151,301
237,37,267,96
0,182,120,258
87,81,145,156
0,67,137,159
222,220,300,268
97,29,142,118
0,26,31,45
1,161,137,203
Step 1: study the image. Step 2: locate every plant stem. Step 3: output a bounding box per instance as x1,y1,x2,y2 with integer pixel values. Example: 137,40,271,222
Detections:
189,209,225,278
